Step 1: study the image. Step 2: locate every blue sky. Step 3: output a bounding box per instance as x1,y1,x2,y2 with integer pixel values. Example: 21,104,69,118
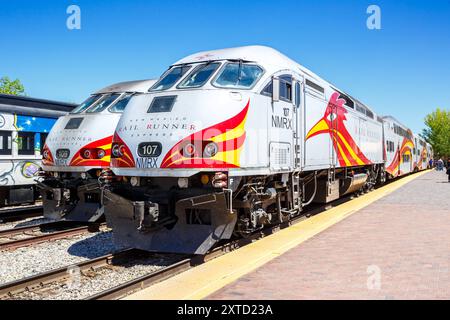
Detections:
1,0,449,133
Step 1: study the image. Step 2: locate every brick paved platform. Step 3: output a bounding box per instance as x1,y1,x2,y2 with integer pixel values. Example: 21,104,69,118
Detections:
208,171,450,300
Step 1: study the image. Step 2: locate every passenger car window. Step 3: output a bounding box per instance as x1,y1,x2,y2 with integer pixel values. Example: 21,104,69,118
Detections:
18,132,35,156
0,131,12,155
177,63,220,89
151,65,192,91
213,63,263,89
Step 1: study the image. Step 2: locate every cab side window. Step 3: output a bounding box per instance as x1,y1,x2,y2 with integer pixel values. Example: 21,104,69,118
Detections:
261,81,273,96
279,75,292,102
261,75,298,105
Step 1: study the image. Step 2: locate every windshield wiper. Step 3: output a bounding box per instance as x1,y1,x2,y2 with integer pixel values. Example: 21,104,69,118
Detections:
237,60,243,84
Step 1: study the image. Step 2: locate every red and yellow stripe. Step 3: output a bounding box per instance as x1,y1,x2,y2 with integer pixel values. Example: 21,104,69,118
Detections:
69,136,112,167
306,92,371,167
161,100,249,169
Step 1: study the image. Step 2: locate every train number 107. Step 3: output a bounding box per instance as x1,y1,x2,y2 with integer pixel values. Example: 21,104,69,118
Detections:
137,142,162,157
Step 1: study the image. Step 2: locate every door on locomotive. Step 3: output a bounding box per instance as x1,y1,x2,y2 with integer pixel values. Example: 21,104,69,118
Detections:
267,72,303,172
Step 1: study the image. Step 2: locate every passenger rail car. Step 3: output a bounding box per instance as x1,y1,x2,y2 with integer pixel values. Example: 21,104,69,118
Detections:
382,116,432,177
102,46,400,254
38,79,156,222
413,135,431,171
0,94,75,206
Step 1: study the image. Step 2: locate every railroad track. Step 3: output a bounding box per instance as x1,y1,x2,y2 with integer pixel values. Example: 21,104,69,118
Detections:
86,191,371,300
0,221,105,251
0,204,43,223
0,249,185,300
0,199,335,300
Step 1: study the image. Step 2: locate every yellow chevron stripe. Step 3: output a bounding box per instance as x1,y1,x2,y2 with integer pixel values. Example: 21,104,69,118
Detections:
211,115,247,143
333,130,365,166
333,136,351,166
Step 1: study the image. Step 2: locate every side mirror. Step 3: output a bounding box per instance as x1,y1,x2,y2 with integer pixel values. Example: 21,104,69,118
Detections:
272,77,280,102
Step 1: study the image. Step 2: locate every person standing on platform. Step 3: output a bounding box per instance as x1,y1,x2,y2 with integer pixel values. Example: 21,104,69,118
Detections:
447,160,450,182
437,158,444,171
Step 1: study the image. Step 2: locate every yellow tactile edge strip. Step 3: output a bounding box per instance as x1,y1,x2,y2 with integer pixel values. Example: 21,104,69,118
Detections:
124,170,430,300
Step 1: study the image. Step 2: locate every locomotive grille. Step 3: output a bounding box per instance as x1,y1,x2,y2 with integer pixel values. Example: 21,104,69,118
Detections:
272,146,288,165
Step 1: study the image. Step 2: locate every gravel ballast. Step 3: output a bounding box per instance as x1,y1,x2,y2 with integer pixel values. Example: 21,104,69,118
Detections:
18,255,178,300
0,231,117,285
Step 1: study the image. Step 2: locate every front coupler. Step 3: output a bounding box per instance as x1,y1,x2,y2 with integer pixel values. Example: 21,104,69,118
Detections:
37,179,104,222
104,189,237,255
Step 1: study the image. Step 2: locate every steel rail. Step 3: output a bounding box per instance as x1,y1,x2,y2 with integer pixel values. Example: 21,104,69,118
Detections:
0,222,104,251
0,172,421,300
0,192,360,300
85,192,362,300
0,249,137,299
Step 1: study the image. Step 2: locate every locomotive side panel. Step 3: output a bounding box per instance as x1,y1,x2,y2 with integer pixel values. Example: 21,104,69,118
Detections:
303,92,331,170
303,89,383,171
344,111,384,166
238,93,270,172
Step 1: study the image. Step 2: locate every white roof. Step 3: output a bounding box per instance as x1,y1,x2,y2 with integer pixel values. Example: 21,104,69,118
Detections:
382,115,408,128
172,46,382,119
96,79,157,94
173,45,323,82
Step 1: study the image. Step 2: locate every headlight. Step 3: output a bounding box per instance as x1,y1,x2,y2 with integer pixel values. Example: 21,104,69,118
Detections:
130,176,140,187
183,143,196,157
97,149,106,159
203,142,218,158
82,149,91,159
112,144,122,157
178,177,189,188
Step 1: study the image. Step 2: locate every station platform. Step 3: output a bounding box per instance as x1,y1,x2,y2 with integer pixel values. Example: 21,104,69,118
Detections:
125,170,450,300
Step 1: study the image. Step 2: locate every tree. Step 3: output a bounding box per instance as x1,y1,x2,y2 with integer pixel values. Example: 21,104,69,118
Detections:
0,76,25,95
421,108,450,157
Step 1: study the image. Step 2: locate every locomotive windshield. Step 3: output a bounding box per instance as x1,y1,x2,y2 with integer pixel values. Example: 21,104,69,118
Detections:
86,93,121,113
177,62,220,89
213,62,263,89
71,94,102,114
108,93,133,113
150,65,192,91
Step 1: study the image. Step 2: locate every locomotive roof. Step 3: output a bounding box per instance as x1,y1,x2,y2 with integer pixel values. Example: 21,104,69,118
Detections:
96,79,157,94
0,93,76,118
172,46,378,119
173,45,324,83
